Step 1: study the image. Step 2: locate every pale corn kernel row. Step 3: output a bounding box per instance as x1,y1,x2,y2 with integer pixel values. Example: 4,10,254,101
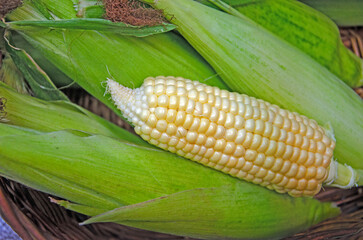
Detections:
107,76,335,197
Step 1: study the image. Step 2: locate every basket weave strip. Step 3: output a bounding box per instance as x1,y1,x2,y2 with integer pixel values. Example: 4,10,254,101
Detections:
0,183,46,240
341,28,363,59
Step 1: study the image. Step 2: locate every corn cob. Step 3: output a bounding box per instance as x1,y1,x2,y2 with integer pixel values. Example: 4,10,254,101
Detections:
107,76,338,197
141,0,363,170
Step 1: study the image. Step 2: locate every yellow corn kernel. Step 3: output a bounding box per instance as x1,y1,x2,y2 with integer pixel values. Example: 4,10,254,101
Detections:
107,76,336,197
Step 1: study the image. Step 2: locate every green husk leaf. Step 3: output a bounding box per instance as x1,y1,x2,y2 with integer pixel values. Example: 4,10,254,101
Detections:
327,162,361,188
0,128,340,239
50,198,106,216
6,0,229,119
0,82,147,145
145,0,363,169
299,0,363,26
9,31,75,88
6,18,176,37
29,0,54,20
197,0,363,87
0,53,29,94
83,185,339,240
0,132,124,211
4,31,68,101
83,6,105,19
357,169,363,185
31,0,77,19
0,123,42,136
198,0,363,27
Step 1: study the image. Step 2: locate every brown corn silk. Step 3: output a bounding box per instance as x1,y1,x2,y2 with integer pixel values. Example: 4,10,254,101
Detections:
103,0,165,26
0,0,23,17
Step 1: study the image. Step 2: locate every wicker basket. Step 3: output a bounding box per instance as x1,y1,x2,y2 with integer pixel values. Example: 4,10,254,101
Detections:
0,28,362,240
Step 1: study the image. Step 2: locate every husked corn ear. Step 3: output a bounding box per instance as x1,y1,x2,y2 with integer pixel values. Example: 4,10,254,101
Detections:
107,76,336,197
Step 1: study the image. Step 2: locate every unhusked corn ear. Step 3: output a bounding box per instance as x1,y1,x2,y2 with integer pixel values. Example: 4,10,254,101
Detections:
107,76,335,197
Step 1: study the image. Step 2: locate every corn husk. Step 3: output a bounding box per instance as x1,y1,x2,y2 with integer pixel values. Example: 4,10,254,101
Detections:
5,18,176,37
0,124,340,239
198,0,363,27
4,0,229,118
0,123,41,136
14,0,362,88
0,27,29,94
82,184,338,240
0,82,145,145
143,0,363,170
197,0,363,87
3,31,68,101
9,32,75,88
299,0,363,26
0,54,29,95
